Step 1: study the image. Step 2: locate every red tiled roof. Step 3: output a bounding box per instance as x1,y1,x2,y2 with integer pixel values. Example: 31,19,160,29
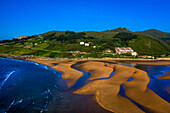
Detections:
115,47,134,53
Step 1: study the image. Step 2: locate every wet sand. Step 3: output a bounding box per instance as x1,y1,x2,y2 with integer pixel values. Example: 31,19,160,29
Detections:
77,61,114,80
57,93,112,113
75,63,144,113
157,71,170,79
26,58,170,113
165,86,170,94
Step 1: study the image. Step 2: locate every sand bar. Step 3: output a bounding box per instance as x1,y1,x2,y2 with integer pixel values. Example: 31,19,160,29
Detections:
74,63,144,113
75,62,170,113
77,61,114,80
26,58,170,113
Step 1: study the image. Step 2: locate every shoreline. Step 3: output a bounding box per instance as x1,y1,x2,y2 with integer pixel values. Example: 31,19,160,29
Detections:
1,54,170,67
1,54,170,61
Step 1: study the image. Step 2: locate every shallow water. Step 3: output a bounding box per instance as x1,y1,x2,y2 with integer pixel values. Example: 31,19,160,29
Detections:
140,65,170,102
116,62,170,103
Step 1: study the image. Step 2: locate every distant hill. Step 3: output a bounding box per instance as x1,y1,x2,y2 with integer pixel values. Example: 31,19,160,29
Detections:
102,27,132,33
135,29,170,45
79,27,132,40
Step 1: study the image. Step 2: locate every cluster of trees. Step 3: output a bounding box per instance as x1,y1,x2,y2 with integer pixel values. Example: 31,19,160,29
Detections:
44,31,95,44
113,32,137,46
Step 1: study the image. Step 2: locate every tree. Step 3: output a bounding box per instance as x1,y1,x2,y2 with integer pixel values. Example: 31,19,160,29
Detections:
113,32,137,45
65,30,75,35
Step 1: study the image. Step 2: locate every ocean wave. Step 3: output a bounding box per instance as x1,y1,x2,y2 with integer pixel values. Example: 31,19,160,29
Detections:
14,99,23,105
0,71,15,90
41,89,51,95
38,63,49,70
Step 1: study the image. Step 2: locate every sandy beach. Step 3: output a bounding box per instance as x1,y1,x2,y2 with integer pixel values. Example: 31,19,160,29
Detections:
26,58,170,113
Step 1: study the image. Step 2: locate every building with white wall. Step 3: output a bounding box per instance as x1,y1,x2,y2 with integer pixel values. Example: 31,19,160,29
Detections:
115,47,137,56
80,42,85,45
85,43,89,46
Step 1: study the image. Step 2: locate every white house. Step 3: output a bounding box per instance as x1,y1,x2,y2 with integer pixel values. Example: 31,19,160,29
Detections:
93,46,96,48
80,42,85,45
35,43,38,45
105,49,111,53
131,52,137,56
85,43,90,46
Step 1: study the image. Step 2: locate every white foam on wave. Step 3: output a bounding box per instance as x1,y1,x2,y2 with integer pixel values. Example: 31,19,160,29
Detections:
41,89,51,95
5,71,15,81
40,109,44,113
8,100,15,108
11,100,15,106
34,62,50,71
44,66,48,70
0,71,15,90
41,64,48,70
35,63,39,65
14,99,23,105
39,64,49,70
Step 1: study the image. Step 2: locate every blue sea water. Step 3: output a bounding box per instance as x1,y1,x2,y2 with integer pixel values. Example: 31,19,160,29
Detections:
141,65,170,102
0,57,67,113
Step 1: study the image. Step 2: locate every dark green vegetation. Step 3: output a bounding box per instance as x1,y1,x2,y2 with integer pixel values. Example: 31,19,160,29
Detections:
135,29,170,45
0,27,170,58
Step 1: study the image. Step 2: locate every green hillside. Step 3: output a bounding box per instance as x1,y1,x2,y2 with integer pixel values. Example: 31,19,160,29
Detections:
102,27,132,33
0,27,170,58
130,34,170,55
135,29,170,45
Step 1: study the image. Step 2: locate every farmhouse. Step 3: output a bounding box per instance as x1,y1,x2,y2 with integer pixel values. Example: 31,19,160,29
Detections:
80,42,85,45
115,47,137,56
85,43,90,46
34,43,38,45
93,46,96,48
105,49,111,53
